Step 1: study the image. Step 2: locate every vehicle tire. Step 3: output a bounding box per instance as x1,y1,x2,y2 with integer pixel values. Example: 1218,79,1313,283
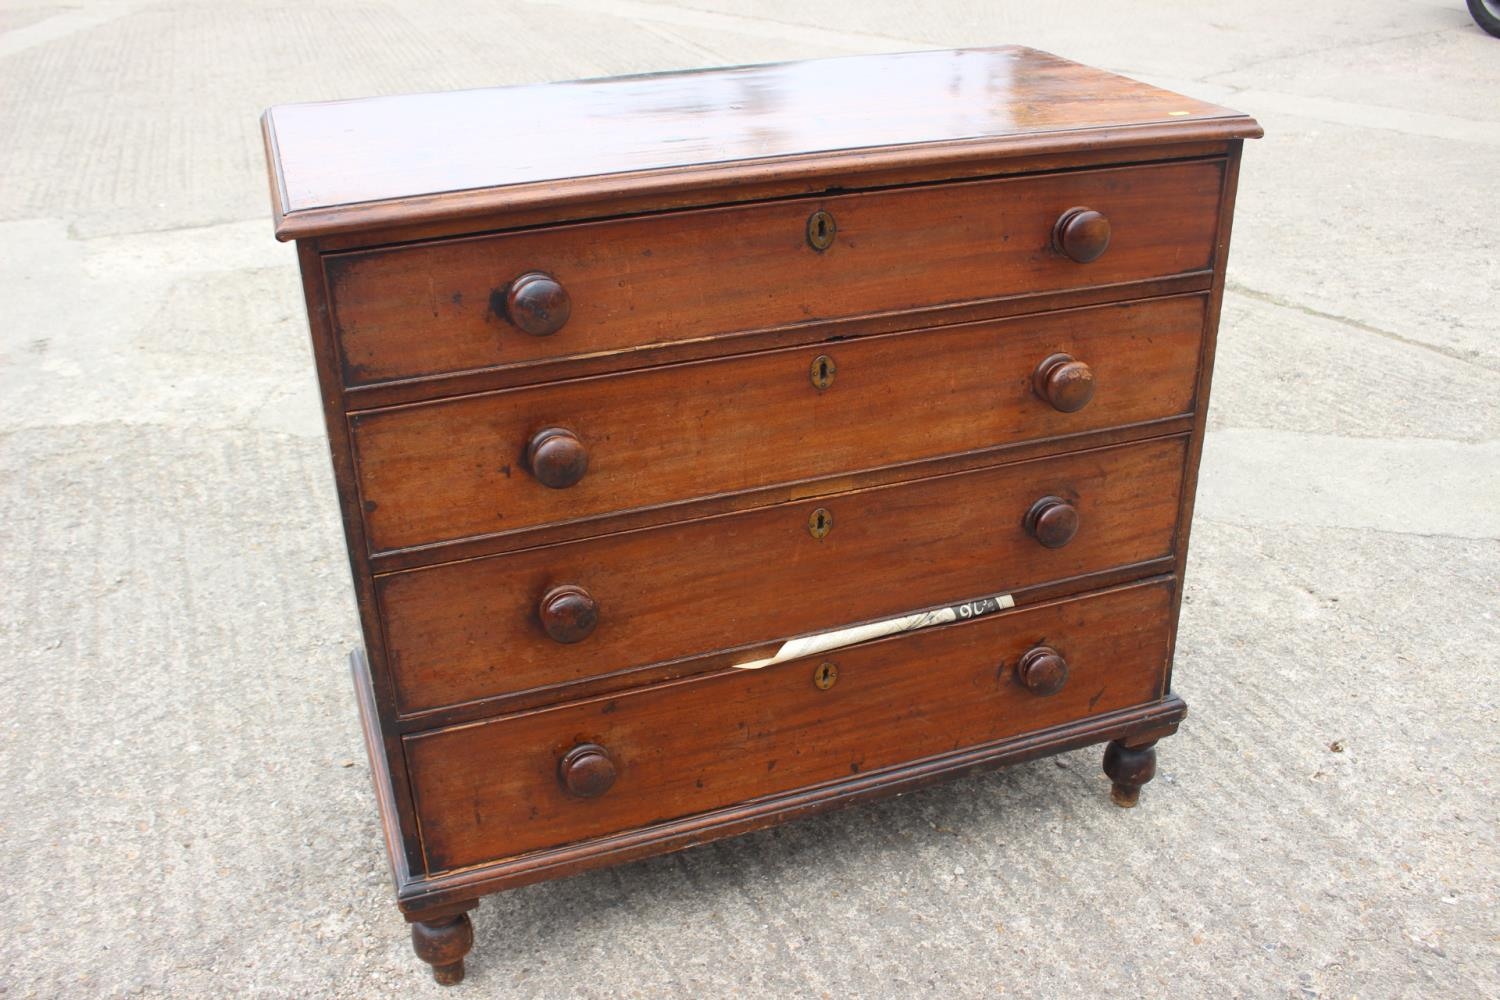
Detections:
1470,0,1500,37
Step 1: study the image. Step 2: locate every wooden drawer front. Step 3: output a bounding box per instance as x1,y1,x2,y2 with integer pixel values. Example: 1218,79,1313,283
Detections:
325,160,1224,387
380,436,1186,715
351,295,1205,553
405,579,1173,873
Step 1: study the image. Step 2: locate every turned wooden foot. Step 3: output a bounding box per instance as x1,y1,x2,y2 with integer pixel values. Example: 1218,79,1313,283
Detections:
1102,739,1158,808
411,911,475,985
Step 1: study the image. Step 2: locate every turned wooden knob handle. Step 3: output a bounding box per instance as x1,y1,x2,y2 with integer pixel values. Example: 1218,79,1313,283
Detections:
1033,353,1095,413
559,743,616,798
505,272,571,336
538,584,598,644
1016,645,1069,696
526,427,588,489
1052,207,1111,263
1025,496,1080,549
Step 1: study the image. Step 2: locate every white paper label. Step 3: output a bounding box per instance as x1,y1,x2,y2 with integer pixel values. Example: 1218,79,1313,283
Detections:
732,592,1015,670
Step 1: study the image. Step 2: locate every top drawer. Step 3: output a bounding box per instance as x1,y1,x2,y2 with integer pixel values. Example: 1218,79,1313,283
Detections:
324,160,1225,388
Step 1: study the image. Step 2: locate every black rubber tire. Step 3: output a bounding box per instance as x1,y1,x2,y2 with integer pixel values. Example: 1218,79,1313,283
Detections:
1470,0,1500,37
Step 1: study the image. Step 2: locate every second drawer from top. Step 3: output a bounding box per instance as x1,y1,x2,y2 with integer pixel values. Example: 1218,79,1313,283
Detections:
350,294,1206,554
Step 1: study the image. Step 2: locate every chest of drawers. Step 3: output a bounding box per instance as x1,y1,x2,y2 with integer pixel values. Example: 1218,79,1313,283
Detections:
262,47,1258,984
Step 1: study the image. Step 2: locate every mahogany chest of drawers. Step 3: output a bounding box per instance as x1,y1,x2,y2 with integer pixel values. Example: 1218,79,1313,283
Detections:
262,47,1259,984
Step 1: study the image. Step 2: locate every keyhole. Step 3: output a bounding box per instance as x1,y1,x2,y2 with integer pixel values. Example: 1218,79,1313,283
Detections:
809,354,836,390
813,660,839,690
808,507,833,539
807,209,836,251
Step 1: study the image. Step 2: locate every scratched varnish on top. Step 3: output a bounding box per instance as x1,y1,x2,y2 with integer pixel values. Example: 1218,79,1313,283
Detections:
262,46,1259,239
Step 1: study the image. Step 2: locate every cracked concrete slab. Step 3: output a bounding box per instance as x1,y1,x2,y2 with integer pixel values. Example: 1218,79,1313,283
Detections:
1,2,1496,998
1229,109,1500,371
1209,293,1500,442
1198,430,1500,538
643,0,1466,80
1200,20,1499,118
0,219,320,437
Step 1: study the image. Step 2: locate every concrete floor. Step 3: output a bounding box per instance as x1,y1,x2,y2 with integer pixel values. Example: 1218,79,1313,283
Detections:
2,1,1497,997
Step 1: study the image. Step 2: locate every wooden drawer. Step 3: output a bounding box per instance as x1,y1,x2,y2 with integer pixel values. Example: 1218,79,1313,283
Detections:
405,578,1174,873
379,436,1187,715
325,160,1224,387
350,294,1206,554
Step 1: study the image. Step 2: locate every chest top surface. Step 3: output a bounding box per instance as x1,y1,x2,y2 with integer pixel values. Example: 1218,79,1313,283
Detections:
262,46,1260,240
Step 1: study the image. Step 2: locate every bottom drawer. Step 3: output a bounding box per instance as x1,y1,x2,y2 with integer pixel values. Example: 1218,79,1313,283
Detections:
405,578,1175,874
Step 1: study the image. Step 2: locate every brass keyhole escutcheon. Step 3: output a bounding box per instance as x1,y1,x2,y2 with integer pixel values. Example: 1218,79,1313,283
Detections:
814,661,839,690
810,354,836,390
807,209,836,251
808,507,833,539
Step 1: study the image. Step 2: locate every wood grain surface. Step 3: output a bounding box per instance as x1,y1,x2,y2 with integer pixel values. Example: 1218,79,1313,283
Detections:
325,159,1223,387
404,578,1174,873
265,48,1258,945
349,294,1207,553
263,47,1259,239
378,435,1187,715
